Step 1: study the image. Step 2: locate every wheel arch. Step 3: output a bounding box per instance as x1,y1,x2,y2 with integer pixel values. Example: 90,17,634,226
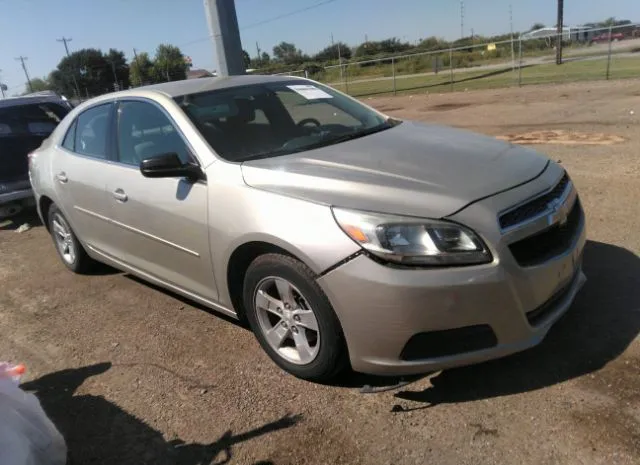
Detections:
226,240,310,322
39,195,54,231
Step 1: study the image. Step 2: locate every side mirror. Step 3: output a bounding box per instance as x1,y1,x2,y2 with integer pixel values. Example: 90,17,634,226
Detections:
139,153,202,181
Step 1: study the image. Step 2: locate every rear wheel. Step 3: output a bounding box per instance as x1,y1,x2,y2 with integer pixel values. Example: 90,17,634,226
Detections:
48,205,95,274
243,253,348,382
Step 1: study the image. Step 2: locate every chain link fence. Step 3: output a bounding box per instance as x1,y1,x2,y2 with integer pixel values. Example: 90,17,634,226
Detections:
275,23,640,98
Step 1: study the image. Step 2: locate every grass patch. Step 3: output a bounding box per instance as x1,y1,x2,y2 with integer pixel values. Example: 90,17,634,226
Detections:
325,57,640,97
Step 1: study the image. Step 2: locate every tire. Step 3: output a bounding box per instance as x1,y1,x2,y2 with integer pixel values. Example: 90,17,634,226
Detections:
48,204,96,274
243,253,348,382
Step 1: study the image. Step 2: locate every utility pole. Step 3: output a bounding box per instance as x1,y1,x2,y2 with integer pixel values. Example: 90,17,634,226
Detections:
15,56,33,93
56,37,72,56
332,33,344,81
255,41,261,62
203,0,245,76
109,60,119,90
56,37,81,97
556,0,564,65
133,48,139,61
510,4,516,70
460,0,465,39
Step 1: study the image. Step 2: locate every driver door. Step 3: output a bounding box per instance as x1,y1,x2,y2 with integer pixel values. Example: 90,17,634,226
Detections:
104,99,217,301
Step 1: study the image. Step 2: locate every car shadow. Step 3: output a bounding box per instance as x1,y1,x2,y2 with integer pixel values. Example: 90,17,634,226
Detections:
21,363,301,465
391,240,640,408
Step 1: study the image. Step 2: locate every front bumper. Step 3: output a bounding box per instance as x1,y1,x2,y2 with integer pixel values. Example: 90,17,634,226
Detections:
318,167,587,376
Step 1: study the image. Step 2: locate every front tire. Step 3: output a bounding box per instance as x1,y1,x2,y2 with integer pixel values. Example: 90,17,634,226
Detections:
243,253,348,382
48,205,95,274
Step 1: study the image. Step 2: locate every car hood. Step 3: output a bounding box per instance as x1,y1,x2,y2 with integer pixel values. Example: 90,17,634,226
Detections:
241,121,549,218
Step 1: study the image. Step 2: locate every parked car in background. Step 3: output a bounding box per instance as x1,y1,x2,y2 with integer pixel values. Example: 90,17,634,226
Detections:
589,32,625,44
29,76,586,382
0,93,72,218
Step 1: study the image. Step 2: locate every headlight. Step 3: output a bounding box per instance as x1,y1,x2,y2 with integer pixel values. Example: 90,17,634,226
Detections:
332,208,492,266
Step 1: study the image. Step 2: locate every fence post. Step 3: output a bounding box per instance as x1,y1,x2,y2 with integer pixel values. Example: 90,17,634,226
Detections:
449,48,454,92
518,38,523,87
606,24,613,80
392,57,396,95
344,64,349,95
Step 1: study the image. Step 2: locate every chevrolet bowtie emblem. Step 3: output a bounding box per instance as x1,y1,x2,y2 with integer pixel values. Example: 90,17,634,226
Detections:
549,198,569,226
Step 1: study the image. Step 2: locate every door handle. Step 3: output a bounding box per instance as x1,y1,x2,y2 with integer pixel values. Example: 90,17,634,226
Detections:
56,172,68,183
113,189,128,202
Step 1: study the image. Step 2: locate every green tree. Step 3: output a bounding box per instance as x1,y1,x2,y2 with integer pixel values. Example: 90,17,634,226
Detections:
24,77,51,94
105,48,130,90
354,38,411,58
151,44,188,82
273,42,303,65
313,42,351,63
243,50,251,68
417,36,444,51
530,23,546,31
49,48,112,97
130,52,154,87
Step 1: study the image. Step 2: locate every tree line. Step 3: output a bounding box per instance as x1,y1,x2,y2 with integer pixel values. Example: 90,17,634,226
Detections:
246,16,637,73
26,16,636,96
26,44,189,97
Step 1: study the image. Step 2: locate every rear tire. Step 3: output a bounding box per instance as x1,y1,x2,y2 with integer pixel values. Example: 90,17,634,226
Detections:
243,253,348,382
48,204,95,274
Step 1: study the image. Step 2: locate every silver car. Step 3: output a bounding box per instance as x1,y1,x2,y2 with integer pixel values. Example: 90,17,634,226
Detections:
29,76,586,382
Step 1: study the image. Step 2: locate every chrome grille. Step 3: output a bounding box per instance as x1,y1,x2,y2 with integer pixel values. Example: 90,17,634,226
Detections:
508,198,583,267
499,173,570,230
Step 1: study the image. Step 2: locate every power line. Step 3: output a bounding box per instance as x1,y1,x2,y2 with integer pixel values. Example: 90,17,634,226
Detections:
15,56,33,93
180,0,338,48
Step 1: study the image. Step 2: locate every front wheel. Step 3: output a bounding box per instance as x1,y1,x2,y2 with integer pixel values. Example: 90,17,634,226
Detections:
243,253,348,382
48,205,96,274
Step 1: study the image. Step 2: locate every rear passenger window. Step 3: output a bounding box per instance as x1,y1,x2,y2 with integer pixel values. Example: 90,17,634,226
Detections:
74,104,111,159
62,120,76,151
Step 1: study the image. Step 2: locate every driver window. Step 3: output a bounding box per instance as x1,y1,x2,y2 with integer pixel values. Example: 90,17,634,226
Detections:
117,101,192,167
276,90,361,128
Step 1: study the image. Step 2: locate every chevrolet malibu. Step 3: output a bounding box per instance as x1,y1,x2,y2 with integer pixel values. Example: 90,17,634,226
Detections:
29,76,586,382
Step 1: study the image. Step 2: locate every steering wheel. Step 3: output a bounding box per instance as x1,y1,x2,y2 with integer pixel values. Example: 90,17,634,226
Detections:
296,118,321,128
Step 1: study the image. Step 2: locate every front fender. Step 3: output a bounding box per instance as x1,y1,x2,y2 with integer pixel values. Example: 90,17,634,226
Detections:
206,163,360,309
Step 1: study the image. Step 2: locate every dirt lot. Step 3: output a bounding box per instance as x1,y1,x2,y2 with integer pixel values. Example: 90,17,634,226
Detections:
1,80,639,465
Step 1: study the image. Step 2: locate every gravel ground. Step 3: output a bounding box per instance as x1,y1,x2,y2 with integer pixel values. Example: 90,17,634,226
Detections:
1,79,639,465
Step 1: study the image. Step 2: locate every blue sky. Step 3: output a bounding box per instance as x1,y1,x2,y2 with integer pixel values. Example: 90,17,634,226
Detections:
1,0,638,94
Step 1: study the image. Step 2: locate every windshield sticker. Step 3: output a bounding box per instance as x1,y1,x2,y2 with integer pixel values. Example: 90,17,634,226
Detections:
287,85,333,100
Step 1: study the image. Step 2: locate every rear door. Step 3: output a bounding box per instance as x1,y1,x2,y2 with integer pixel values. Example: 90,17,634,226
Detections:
52,102,120,256
0,101,69,188
103,99,216,301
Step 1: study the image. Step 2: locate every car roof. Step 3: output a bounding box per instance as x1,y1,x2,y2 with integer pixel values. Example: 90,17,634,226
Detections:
117,74,305,99
0,94,70,109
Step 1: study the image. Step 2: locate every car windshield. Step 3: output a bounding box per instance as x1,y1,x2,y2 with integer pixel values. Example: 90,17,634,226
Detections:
174,80,399,162
0,102,69,137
